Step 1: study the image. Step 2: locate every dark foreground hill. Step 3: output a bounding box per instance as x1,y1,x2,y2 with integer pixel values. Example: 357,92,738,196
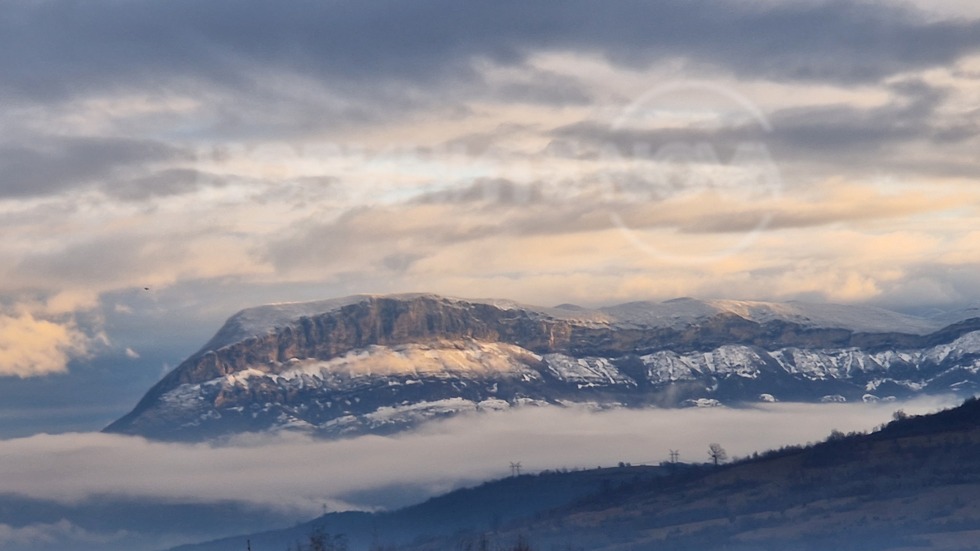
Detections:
174,397,980,551
411,397,980,551
169,466,669,551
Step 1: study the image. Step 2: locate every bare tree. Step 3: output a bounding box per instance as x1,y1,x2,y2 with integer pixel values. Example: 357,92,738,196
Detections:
708,443,727,466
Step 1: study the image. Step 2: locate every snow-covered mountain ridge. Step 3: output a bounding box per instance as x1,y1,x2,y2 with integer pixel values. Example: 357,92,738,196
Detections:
105,294,980,441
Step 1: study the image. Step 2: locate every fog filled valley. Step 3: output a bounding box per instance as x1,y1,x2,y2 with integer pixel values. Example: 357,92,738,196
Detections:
0,398,960,551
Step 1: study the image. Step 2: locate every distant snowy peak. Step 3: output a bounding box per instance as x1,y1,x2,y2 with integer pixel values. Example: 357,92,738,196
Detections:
206,294,948,353
596,297,945,335
635,298,943,335
926,305,980,327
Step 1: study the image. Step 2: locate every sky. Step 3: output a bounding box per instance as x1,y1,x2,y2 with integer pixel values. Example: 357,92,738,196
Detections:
0,1,978,549
0,0,978,463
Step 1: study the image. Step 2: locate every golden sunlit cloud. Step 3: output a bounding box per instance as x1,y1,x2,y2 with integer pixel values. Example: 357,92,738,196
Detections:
0,313,90,378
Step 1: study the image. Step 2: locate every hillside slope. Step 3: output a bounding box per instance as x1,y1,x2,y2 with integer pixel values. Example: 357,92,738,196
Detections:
415,397,980,551
169,466,669,551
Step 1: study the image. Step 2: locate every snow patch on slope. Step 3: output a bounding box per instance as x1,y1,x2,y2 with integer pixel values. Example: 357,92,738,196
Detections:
640,346,765,381
274,340,542,381
543,354,634,386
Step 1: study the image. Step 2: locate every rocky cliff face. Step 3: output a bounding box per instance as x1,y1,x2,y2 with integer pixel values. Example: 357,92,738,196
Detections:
104,294,980,441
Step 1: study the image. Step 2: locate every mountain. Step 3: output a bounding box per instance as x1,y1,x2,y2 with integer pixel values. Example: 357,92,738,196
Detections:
105,293,980,441
175,397,980,551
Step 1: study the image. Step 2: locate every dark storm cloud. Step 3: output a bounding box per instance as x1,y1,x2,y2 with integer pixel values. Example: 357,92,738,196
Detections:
767,79,969,153
1,0,979,103
0,137,191,199
551,78,979,179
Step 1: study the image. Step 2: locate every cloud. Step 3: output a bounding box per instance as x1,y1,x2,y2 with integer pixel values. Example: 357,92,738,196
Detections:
870,262,980,310
262,172,970,281
1,0,978,108
551,78,980,182
0,136,191,199
245,168,978,311
763,78,978,160
658,182,968,234
0,313,91,377
105,169,221,202
478,64,594,106
6,215,267,296
262,203,489,275
12,237,174,290
0,520,124,549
